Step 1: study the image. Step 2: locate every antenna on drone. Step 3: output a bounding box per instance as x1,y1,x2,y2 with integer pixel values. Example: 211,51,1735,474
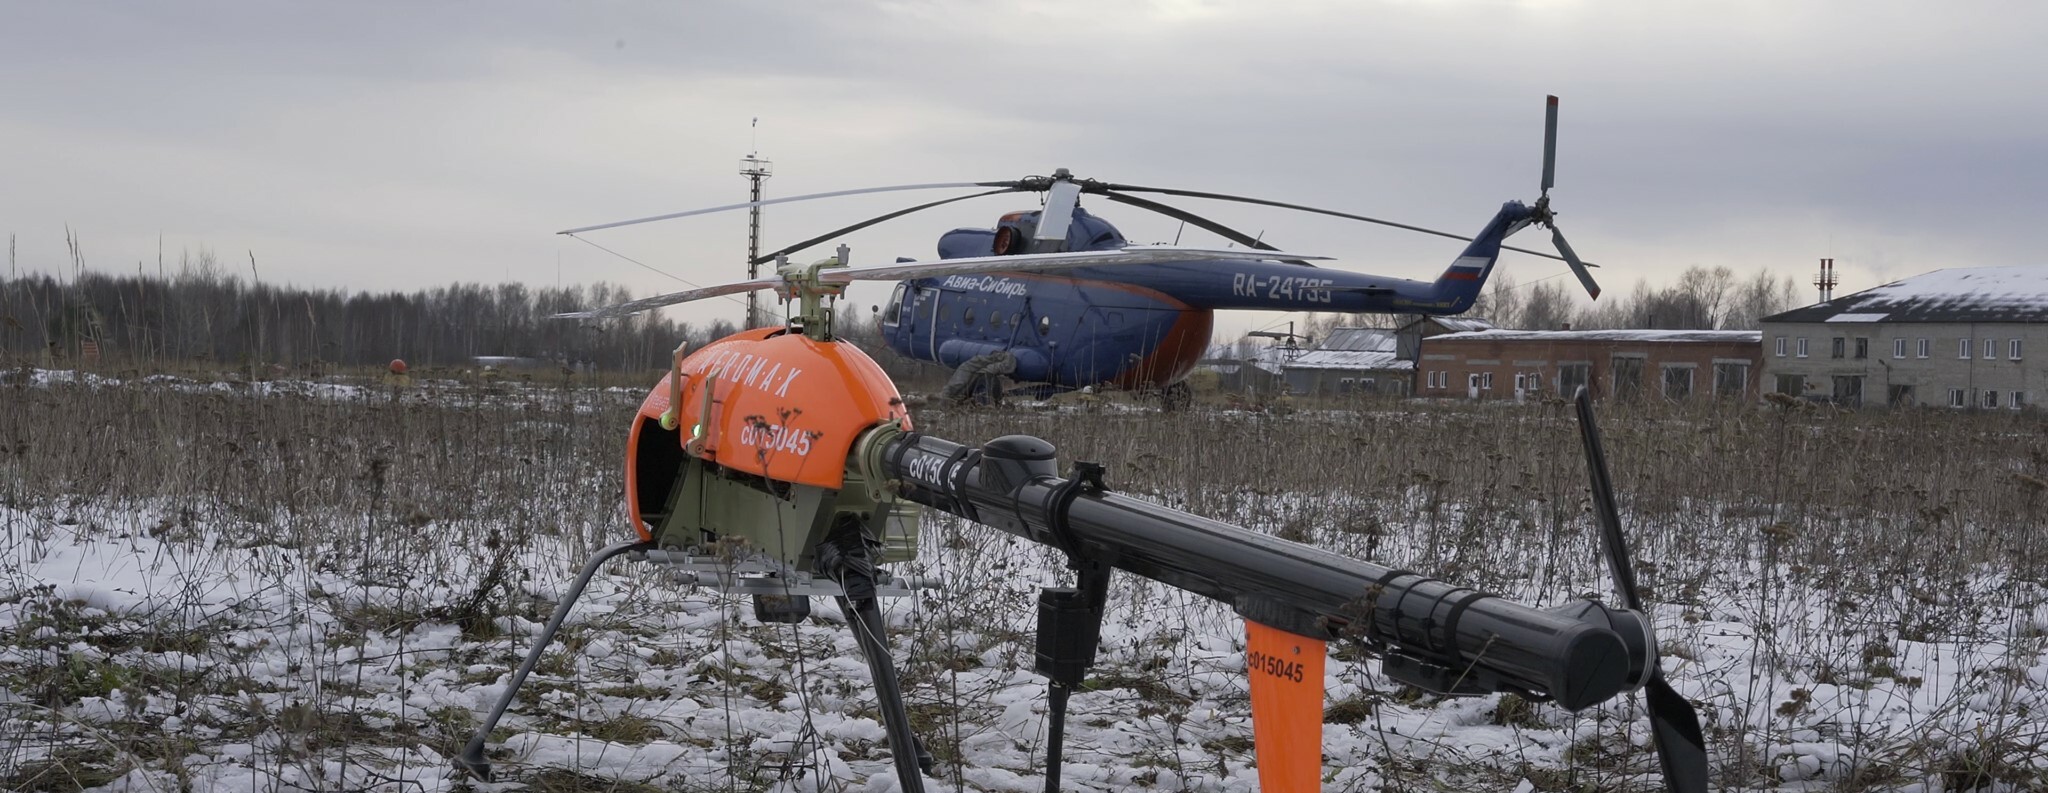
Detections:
740,119,774,329
1814,257,1837,303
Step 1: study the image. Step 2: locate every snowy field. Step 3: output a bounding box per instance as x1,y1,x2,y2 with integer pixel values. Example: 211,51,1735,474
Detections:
3,370,2046,792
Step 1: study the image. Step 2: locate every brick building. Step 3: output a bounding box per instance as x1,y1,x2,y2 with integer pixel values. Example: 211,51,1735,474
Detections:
1416,329,1763,402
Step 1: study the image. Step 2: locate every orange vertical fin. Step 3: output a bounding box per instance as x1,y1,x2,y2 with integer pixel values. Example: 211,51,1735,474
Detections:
1245,619,1327,792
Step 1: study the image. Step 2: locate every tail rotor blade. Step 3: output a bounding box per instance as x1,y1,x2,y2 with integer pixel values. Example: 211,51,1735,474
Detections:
1542,95,1559,195
1646,676,1711,793
1552,226,1602,301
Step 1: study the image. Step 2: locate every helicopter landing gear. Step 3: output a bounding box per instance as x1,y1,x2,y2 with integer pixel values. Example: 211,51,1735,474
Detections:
816,519,934,791
1159,381,1193,412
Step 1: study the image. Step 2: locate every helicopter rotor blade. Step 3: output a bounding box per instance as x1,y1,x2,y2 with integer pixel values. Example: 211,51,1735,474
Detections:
1542,95,1559,196
1098,191,1323,267
1574,388,1709,793
559,180,1023,235
1091,182,1590,266
1550,225,1602,300
751,187,1026,265
552,277,783,319
1096,191,1279,252
553,247,1327,320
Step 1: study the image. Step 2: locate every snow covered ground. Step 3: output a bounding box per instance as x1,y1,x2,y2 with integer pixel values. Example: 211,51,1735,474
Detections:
3,372,2046,791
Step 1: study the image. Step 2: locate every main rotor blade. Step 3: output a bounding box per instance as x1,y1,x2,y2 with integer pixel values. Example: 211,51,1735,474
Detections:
554,247,1327,319
1092,182,1588,266
751,187,1025,265
1646,676,1710,793
559,181,1020,235
1573,387,1640,612
1098,191,1316,267
823,246,1327,283
1097,191,1278,252
552,277,781,319
1551,225,1602,300
1542,95,1559,195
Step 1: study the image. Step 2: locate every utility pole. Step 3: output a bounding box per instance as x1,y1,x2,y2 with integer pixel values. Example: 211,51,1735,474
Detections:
739,119,774,329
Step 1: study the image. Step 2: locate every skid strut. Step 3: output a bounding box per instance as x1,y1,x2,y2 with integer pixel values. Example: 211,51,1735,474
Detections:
456,539,655,781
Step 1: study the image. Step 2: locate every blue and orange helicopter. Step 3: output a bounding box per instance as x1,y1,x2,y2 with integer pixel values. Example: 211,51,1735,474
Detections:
561,96,1602,407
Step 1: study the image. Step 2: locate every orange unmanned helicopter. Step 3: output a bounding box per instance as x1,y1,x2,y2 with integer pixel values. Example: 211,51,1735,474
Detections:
452,244,1707,791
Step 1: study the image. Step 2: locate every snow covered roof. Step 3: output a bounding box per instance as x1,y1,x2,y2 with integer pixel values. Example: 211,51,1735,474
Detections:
1284,328,1411,371
1430,328,1763,344
1318,327,1398,352
1430,317,1498,333
1765,266,2048,324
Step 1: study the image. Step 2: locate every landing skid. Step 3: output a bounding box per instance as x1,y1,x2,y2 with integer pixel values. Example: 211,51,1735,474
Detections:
455,541,938,789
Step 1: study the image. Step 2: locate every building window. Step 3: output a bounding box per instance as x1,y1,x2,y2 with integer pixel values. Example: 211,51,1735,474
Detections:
1984,390,2000,409
1985,338,1998,360
1611,357,1645,400
1796,338,1809,358
2013,339,2024,360
1887,384,1915,407
1663,366,1695,400
1855,338,1868,359
1359,378,1378,394
1917,338,1930,358
2016,391,2028,409
1960,338,1972,359
1949,388,1966,408
1893,338,1906,359
1558,363,1590,397
1775,336,1786,357
1337,377,1355,395
1832,375,1864,408
1529,373,1543,391
1776,373,1806,396
1714,362,1749,397
1481,372,1494,389
1831,338,1845,359
1514,373,1527,391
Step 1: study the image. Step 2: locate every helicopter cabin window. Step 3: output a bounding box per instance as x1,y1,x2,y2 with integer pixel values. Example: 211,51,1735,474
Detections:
882,284,906,326
990,311,1004,328
963,307,976,326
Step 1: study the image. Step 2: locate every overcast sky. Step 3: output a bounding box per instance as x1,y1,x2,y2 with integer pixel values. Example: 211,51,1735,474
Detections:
6,1,2044,336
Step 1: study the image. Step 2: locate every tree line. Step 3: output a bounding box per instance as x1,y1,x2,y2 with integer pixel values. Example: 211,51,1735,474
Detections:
1,248,739,372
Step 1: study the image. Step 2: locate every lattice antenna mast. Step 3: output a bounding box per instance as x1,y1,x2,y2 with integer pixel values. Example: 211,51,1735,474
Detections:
1814,257,1838,302
740,120,774,329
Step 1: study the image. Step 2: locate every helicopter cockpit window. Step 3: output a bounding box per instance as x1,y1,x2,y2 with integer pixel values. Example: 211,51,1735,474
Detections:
883,284,905,326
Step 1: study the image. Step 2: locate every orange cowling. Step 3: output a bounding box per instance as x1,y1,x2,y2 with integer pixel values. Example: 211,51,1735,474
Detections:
623,327,913,539
1245,620,1328,792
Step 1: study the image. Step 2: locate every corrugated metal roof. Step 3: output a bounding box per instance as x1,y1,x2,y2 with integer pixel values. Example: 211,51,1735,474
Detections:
1431,329,1762,343
1431,317,1498,332
1285,328,1409,370
1287,349,1412,371
1765,266,2048,324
